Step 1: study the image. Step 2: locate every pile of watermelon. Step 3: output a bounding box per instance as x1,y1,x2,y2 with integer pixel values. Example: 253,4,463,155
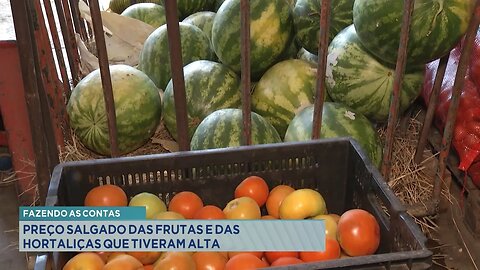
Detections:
66,0,474,170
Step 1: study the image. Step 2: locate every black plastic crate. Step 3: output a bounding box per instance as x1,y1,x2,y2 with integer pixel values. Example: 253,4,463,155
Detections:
34,138,432,270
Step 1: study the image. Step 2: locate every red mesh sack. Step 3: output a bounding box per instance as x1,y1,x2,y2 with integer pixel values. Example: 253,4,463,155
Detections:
422,34,480,188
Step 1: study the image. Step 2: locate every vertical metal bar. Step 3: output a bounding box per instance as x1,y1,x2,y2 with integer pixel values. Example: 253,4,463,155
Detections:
68,0,88,42
88,0,120,157
54,0,80,85
381,0,414,181
61,0,82,82
164,0,190,151
10,0,58,205
434,1,480,202
311,0,331,140
240,0,251,145
42,0,71,97
33,0,70,147
414,54,450,164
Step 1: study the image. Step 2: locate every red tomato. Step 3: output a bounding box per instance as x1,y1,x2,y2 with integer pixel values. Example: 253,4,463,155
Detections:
235,176,269,207
193,205,226,220
225,254,269,270
168,191,204,219
192,252,227,270
227,251,263,259
337,209,380,257
300,238,341,262
264,251,299,264
84,185,127,207
270,257,304,266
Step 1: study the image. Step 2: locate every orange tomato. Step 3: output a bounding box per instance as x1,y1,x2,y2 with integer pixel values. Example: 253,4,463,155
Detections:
193,205,226,220
63,252,105,270
264,251,299,264
234,176,270,207
329,214,341,224
143,265,154,270
265,185,294,218
153,252,195,270
299,238,341,262
227,251,263,259
270,257,304,266
337,209,380,257
261,215,276,220
96,251,111,263
223,197,261,219
106,252,127,262
168,191,204,219
225,253,269,270
192,252,228,270
104,254,143,270
84,184,128,207
126,251,162,265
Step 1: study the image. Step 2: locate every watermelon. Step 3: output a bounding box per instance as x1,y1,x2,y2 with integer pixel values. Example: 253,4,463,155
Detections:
120,3,166,28
293,0,354,54
211,0,294,78
67,65,161,156
108,0,163,14
284,102,383,167
353,0,475,66
138,22,214,91
252,59,318,138
162,60,242,141
182,11,216,45
190,108,282,150
326,25,424,122
175,0,215,19
297,47,318,66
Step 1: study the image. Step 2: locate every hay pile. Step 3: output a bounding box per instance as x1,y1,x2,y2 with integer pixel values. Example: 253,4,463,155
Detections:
377,111,451,239
59,122,176,163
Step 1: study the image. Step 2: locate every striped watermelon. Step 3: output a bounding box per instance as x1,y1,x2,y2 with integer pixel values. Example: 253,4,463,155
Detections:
284,102,382,167
108,0,163,14
67,65,161,156
211,0,294,78
138,22,214,91
293,0,354,54
120,3,166,28
182,11,216,43
191,108,282,150
175,0,215,19
162,60,242,141
326,25,424,122
353,0,475,66
252,59,318,138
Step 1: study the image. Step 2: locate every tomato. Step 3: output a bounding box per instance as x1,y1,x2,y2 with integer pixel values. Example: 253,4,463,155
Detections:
264,251,299,264
63,252,105,270
270,257,304,266
223,197,261,219
193,205,226,220
84,184,128,207
329,214,341,224
192,252,228,270
168,191,204,219
279,189,327,219
300,238,341,262
153,211,185,220
227,251,263,259
337,209,380,257
235,176,270,207
129,192,167,219
126,251,162,265
104,254,143,270
153,252,195,270
143,265,154,270
225,253,269,270
312,214,338,240
265,185,295,218
261,215,276,220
